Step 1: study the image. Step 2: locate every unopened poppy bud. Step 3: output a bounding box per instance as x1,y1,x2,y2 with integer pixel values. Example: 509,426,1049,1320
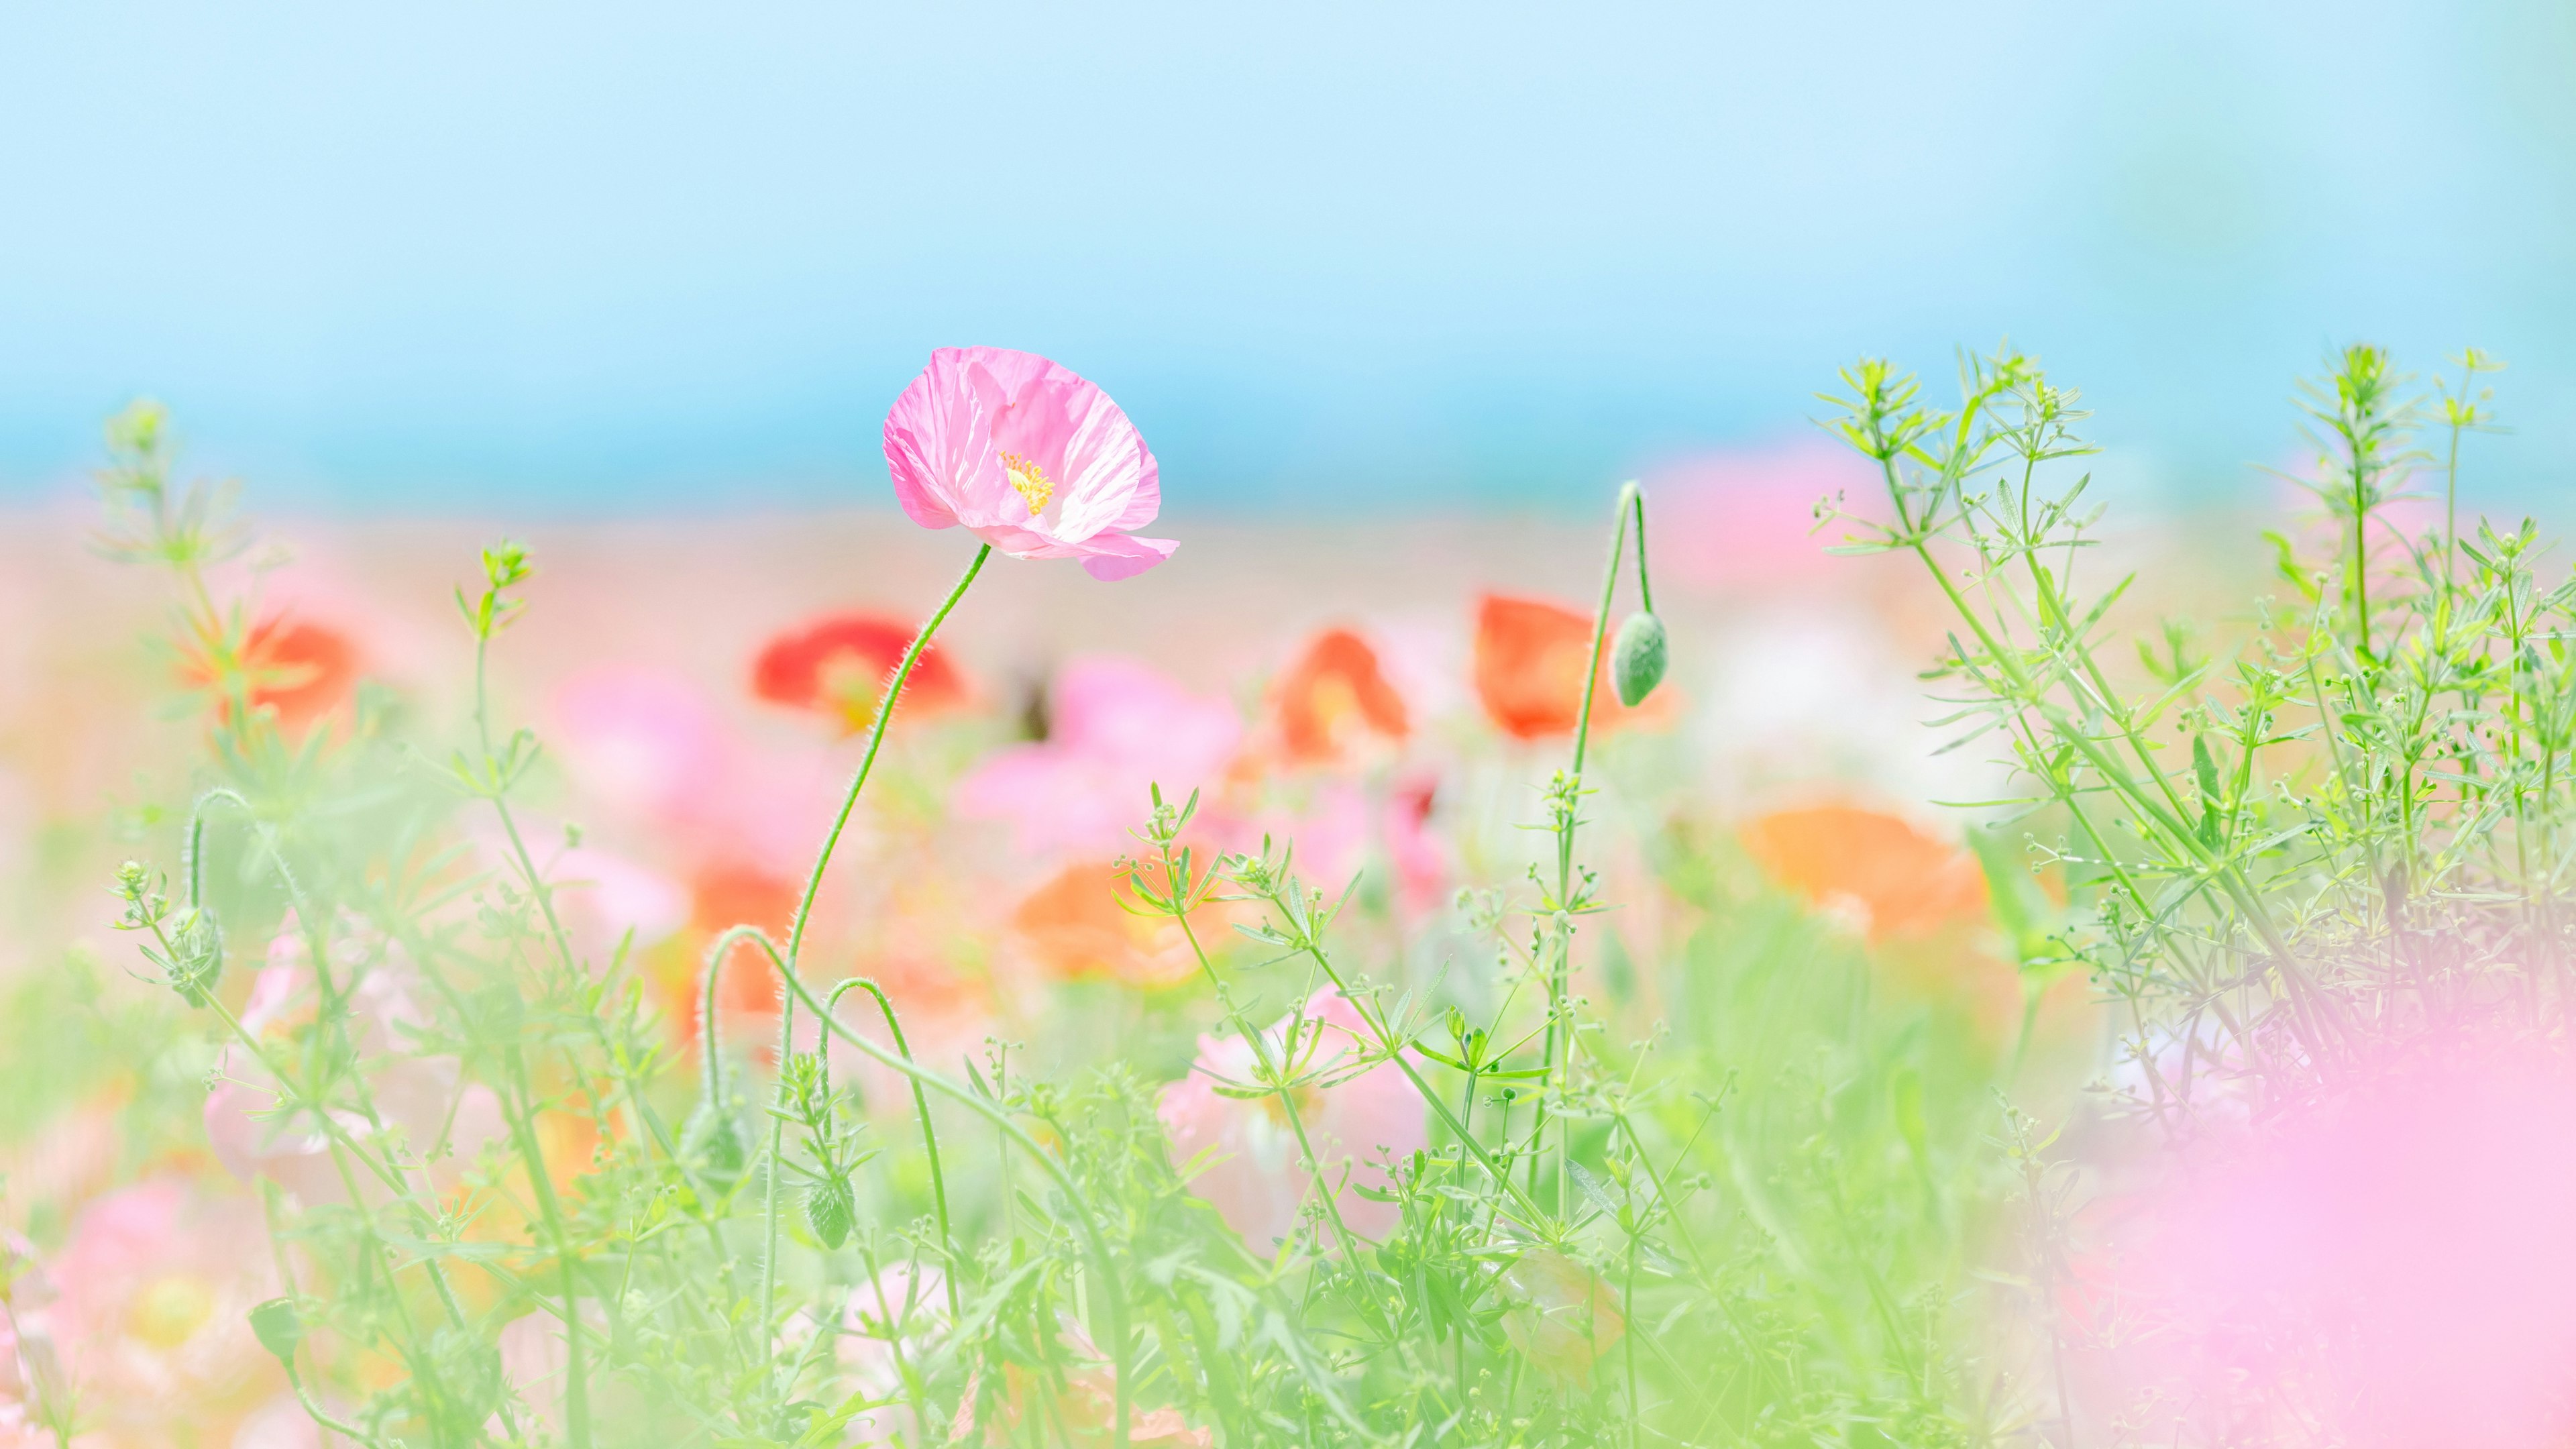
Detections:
806,1174,856,1249
683,1099,751,1195
249,1297,305,1365
1611,611,1667,707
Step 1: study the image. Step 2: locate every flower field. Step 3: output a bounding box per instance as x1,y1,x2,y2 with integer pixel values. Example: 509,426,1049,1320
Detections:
0,343,2569,1447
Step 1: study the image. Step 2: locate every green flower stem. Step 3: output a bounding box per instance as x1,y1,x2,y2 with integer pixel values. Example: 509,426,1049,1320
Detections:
1529,481,1646,1210
784,542,993,975
824,975,961,1320
735,928,1136,1449
730,539,988,1398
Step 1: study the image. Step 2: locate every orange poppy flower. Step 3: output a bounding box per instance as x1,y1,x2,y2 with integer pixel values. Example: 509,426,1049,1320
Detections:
750,612,967,733
1738,804,1987,941
180,615,359,732
1272,627,1409,764
1472,594,1647,742
673,863,799,1048
1009,861,1197,989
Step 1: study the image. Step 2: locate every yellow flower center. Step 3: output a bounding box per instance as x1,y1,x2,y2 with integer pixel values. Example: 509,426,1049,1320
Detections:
130,1273,215,1348
1000,452,1053,517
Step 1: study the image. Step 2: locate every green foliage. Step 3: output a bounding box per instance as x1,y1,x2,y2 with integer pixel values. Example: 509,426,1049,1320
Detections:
57,345,2548,1446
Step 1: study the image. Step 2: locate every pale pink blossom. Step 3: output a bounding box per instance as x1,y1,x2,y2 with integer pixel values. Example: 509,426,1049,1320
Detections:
1157,990,1426,1249
839,1261,948,1446
1647,439,1878,589
2090,1033,2576,1446
883,347,1176,580
955,657,1241,857
45,1180,284,1442
479,829,690,970
546,666,839,875
491,1301,624,1436
1248,773,1448,922
206,917,506,1206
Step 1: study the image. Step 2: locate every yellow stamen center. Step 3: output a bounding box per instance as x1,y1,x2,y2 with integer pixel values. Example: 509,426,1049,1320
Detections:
130,1274,215,1348
1000,452,1053,517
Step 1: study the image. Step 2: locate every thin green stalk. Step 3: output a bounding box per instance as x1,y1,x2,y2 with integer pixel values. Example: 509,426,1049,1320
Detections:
783,542,992,977
1530,481,1645,1211
746,933,1137,1449
824,975,961,1320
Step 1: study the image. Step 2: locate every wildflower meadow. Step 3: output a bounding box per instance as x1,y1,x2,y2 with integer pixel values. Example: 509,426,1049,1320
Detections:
3,339,2572,1449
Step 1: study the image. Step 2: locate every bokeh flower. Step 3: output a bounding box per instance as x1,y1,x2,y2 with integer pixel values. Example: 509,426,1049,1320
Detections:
205,916,507,1207
839,1261,947,1447
179,614,360,734
1499,1248,1625,1389
750,611,967,733
1008,862,1196,989
44,1179,285,1444
1157,989,1426,1248
883,346,1176,580
1471,594,1658,741
1738,803,1986,942
973,1313,1212,1448
955,657,1241,858
1269,627,1409,765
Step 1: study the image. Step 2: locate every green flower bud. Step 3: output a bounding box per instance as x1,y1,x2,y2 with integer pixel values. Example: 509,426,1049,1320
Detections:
806,1173,856,1250
1611,611,1668,707
248,1297,305,1365
682,1099,750,1195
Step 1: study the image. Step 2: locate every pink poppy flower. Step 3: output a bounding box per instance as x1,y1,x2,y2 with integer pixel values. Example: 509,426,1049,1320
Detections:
839,1261,949,1446
205,916,507,1207
547,667,839,878
955,657,1242,858
1157,989,1426,1249
883,347,1176,581
44,1179,284,1442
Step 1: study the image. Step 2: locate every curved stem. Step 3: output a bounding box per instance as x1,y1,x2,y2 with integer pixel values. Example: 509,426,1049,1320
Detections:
1530,482,1638,1208
825,977,961,1320
783,543,992,978
723,926,1134,1449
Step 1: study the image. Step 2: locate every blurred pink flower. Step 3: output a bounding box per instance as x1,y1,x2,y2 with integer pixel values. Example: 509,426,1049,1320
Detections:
45,1179,284,1442
1157,989,1426,1250
480,829,690,970
883,346,1176,581
546,667,835,876
1247,775,1448,921
206,917,506,1207
839,1261,948,1446
1646,439,1878,589
955,657,1241,857
2096,1033,2576,1447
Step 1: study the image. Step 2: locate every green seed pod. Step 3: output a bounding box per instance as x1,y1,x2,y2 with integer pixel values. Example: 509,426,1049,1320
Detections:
248,1297,305,1365
168,907,225,1008
806,1173,856,1250
1611,611,1668,708
682,1098,750,1195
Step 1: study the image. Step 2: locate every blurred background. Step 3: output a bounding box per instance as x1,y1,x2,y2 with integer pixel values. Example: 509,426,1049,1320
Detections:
2,0,2569,513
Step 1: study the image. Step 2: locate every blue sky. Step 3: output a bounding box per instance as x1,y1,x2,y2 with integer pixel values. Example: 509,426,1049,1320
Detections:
2,1,2569,513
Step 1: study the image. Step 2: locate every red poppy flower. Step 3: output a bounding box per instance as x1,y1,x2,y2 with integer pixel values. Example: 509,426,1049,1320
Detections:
180,615,359,733
1738,804,1987,941
1272,627,1409,764
1471,594,1646,742
750,612,967,733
